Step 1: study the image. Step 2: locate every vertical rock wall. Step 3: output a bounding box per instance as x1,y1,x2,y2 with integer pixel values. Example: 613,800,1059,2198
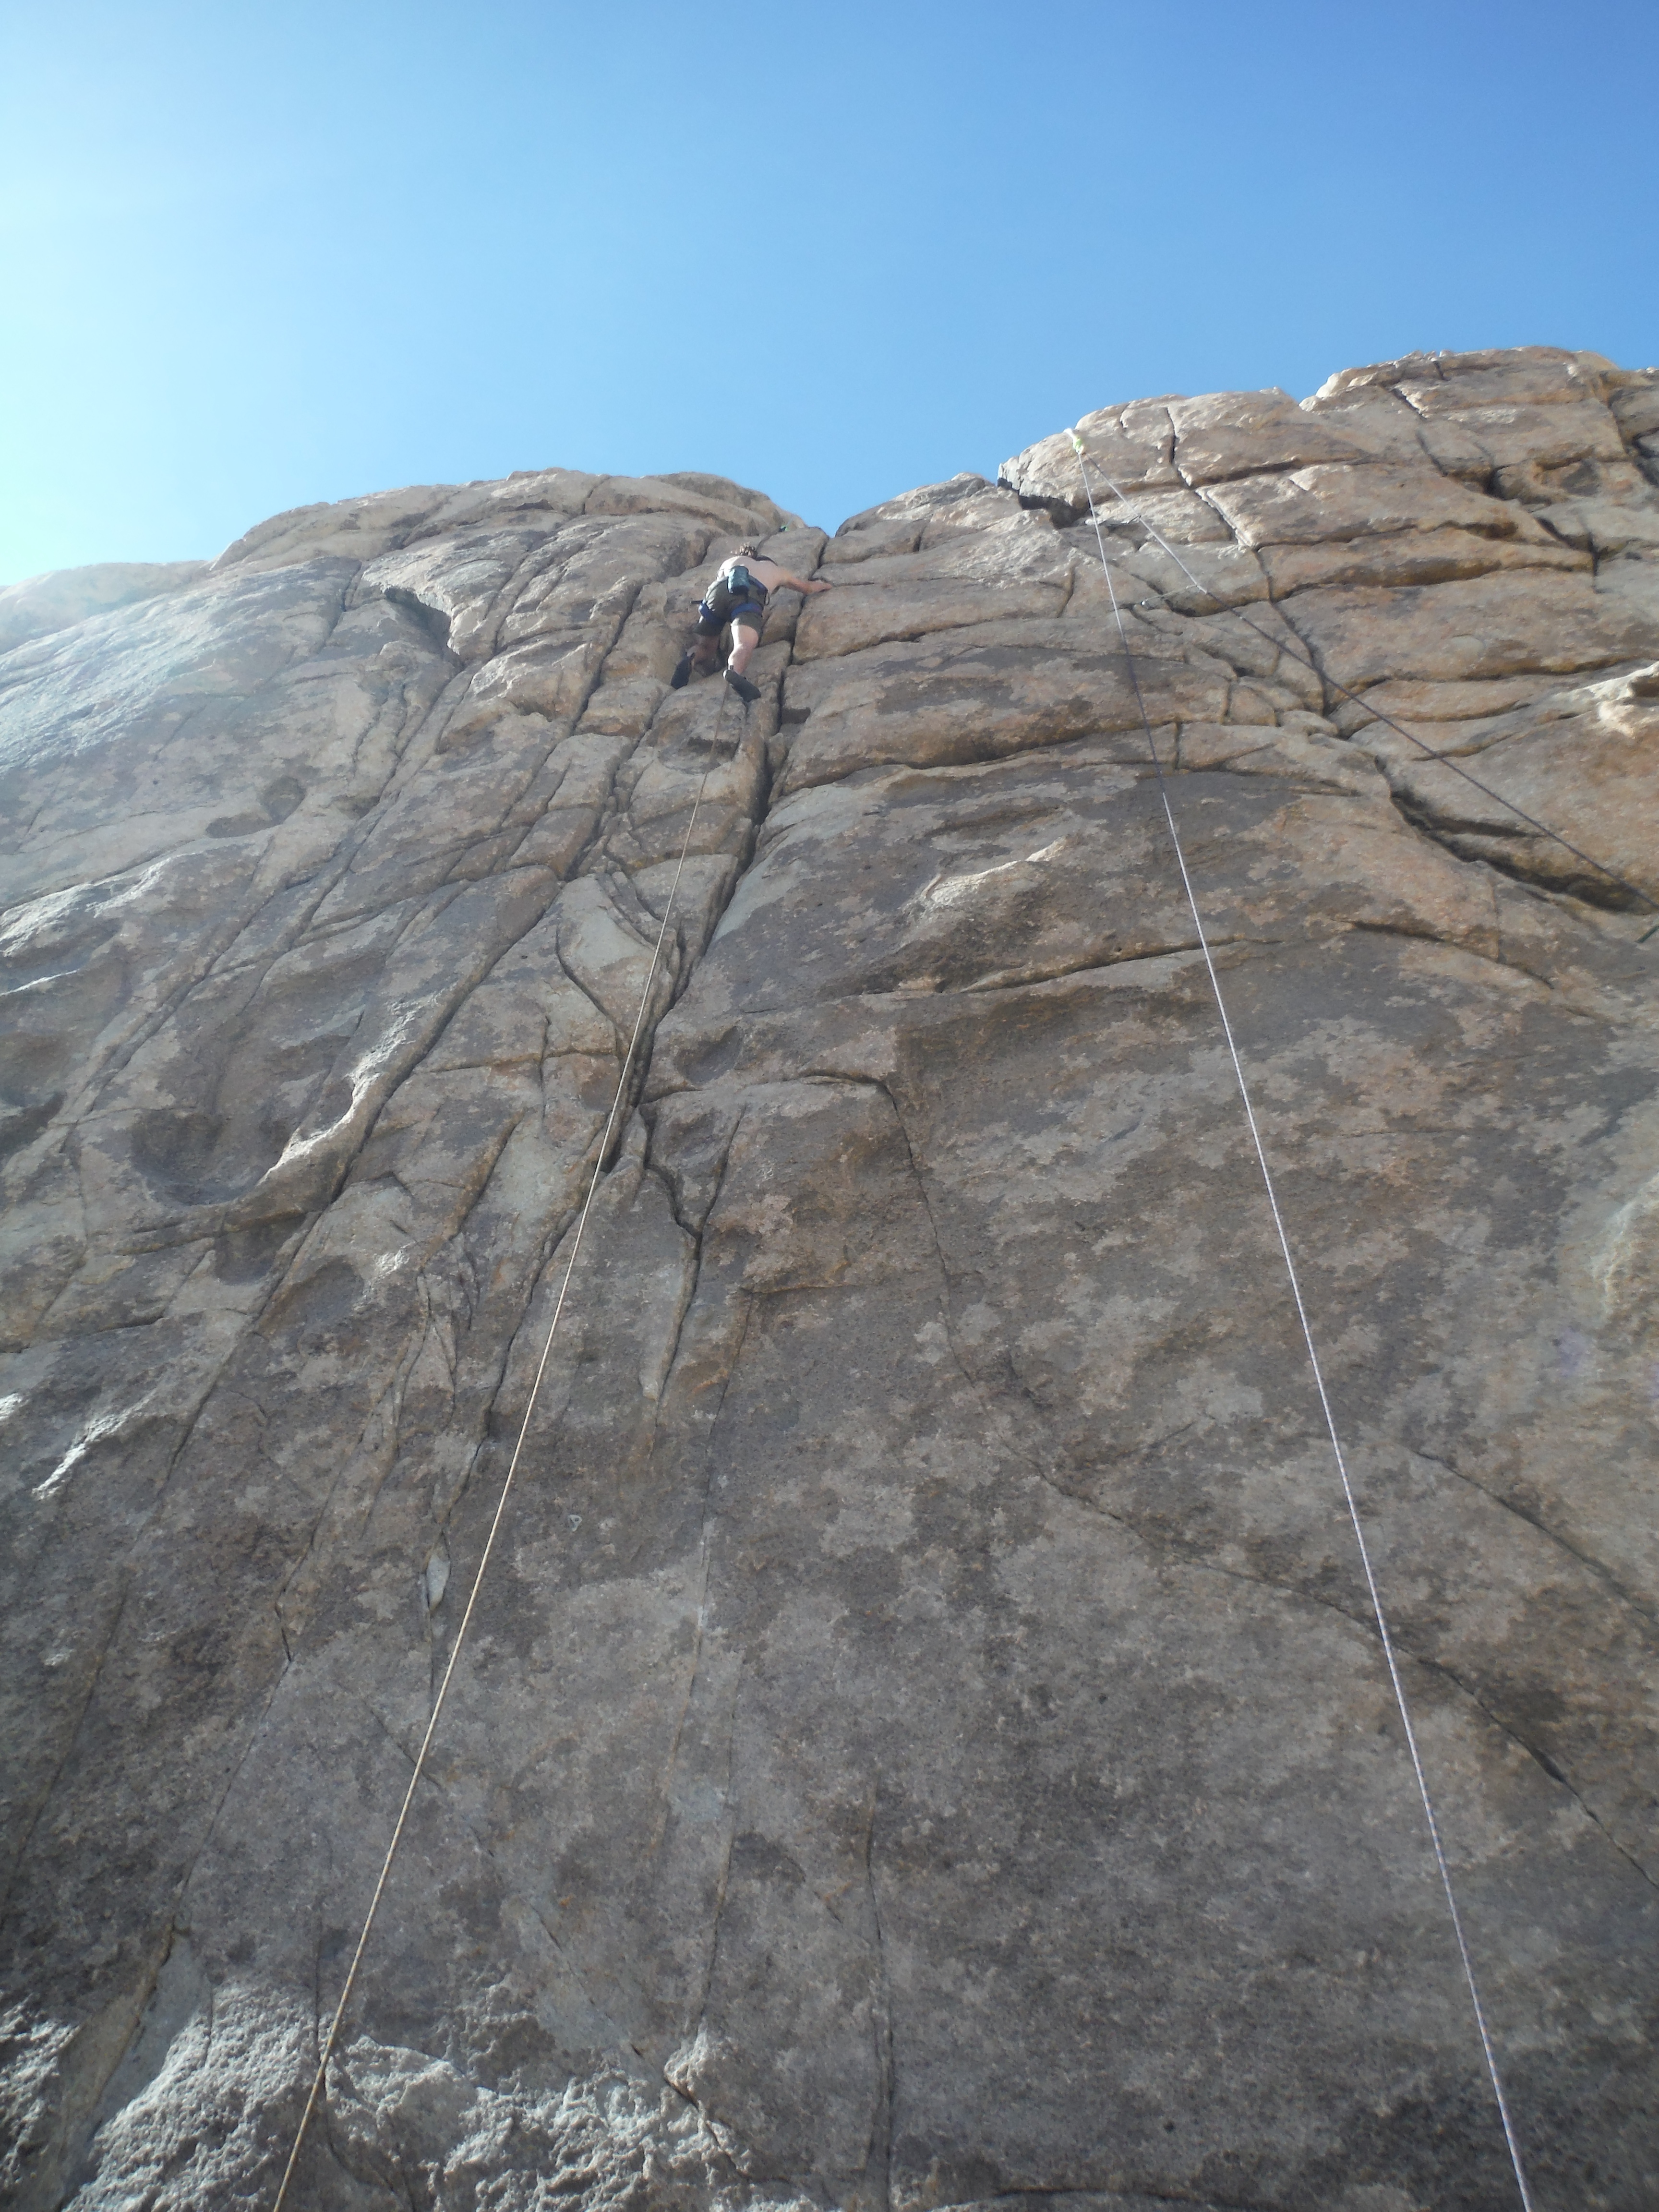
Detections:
2,348,1658,2212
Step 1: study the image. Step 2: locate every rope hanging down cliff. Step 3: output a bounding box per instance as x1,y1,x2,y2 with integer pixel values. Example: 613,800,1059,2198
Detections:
1072,438,1539,2212
1076,448,1659,938
272,683,744,2212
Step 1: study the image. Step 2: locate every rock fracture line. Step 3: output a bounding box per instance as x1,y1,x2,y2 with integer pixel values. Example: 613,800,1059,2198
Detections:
1081,446,1659,935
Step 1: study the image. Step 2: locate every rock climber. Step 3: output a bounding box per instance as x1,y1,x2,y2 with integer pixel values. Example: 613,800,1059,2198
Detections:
671,540,832,703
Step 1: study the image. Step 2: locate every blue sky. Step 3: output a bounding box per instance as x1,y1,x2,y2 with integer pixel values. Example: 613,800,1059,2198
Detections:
3,0,1655,583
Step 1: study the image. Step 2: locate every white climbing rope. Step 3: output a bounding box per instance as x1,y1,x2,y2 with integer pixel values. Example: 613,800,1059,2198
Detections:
1072,437,1539,2212
272,684,739,2212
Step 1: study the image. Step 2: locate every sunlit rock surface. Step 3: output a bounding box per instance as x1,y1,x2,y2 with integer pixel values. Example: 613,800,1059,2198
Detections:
3,349,1658,2212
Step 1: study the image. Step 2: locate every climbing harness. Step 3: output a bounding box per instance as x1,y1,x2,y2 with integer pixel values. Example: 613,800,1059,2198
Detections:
701,561,769,632
1077,449,1659,938
1073,434,1539,2212
272,680,745,2211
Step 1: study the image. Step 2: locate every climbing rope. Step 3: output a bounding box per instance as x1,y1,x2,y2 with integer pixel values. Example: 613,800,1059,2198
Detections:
266,464,1570,2204
1078,450,1659,937
272,681,740,2212
1073,439,1539,2212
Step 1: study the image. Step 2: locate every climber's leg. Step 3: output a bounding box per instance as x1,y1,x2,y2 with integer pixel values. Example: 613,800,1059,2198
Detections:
727,619,761,676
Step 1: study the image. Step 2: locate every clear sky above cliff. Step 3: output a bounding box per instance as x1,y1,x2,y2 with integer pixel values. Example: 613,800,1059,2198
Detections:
3,0,1657,583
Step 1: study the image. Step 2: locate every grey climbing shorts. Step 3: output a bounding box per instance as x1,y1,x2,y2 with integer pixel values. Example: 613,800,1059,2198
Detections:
697,596,766,638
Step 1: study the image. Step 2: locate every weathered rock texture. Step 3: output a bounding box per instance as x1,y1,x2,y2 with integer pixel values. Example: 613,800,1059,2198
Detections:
3,348,1659,2212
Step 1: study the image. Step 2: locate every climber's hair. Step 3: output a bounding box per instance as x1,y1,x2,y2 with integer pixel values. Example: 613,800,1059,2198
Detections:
733,540,761,559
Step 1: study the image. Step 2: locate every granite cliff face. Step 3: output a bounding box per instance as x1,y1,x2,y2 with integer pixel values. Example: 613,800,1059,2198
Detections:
3,346,1658,2212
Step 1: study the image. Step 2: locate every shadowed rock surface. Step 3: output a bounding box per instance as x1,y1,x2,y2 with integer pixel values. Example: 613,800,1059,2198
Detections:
2,348,1658,2212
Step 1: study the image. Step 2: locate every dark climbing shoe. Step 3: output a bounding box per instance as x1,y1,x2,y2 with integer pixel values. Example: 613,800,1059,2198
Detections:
725,667,760,704
670,651,692,690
